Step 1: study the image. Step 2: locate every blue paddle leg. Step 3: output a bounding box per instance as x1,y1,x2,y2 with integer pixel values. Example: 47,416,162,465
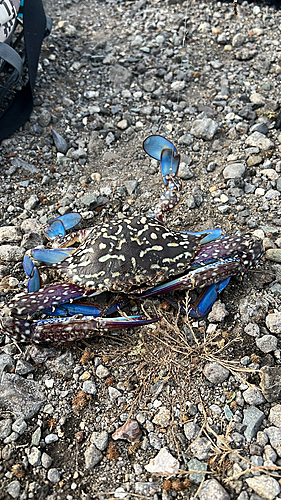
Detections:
181,228,224,245
143,135,178,160
189,278,231,317
23,255,41,292
29,247,76,265
42,299,129,318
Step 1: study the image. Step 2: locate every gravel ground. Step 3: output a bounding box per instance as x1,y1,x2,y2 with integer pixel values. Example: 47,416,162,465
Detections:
1,0,281,498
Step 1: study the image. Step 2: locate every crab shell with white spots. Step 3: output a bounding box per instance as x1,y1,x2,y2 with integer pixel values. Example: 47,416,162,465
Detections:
36,215,207,295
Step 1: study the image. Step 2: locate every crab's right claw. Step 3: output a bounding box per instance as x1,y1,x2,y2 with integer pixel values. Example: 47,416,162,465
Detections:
44,213,82,241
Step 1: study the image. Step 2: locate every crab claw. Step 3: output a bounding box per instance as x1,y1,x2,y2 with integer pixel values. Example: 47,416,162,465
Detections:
143,135,177,160
44,213,82,241
1,314,161,343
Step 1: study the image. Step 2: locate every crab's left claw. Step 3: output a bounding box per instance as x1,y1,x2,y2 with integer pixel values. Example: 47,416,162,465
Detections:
1,314,161,343
44,213,82,241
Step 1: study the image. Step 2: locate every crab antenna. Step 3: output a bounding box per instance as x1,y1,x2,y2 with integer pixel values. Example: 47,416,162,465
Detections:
143,135,182,220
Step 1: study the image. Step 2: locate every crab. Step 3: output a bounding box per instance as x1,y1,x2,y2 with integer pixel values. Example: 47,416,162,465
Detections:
1,135,264,343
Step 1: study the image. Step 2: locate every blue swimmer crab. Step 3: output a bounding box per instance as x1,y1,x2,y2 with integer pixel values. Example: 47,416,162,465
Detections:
1,135,264,343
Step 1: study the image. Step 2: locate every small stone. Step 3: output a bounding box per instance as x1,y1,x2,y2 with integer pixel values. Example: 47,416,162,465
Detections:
184,421,200,441
82,380,97,395
266,249,281,262
24,194,39,211
0,245,25,262
190,118,218,140
41,452,53,469
117,119,128,130
260,366,281,402
45,433,58,445
223,163,245,179
144,447,179,474
12,418,27,435
90,431,109,450
245,132,274,151
38,110,51,127
27,447,41,466
269,404,281,428
96,364,109,378
171,80,186,91
243,407,265,442
256,335,278,353
6,480,21,498
266,426,281,457
187,458,208,484
208,300,229,322
152,407,170,427
246,475,280,500
203,361,230,384
47,468,61,483
0,418,12,439
0,226,21,244
198,479,230,500
15,359,35,375
135,483,157,496
244,323,260,337
112,420,141,443
178,163,194,180
243,388,265,406
124,179,138,194
84,444,103,469
31,427,41,446
0,373,45,419
108,386,122,402
266,312,281,333
190,437,212,460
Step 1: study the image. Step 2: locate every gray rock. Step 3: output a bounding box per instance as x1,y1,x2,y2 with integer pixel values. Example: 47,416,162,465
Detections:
108,64,132,90
84,444,103,468
46,352,74,378
27,447,41,466
263,445,277,463
6,480,21,499
266,312,281,333
203,361,230,384
190,118,219,140
0,226,21,244
178,163,194,180
190,437,212,460
246,475,280,500
108,386,122,402
82,380,97,395
124,179,138,194
223,163,245,179
78,192,98,208
24,194,39,211
198,479,230,500
135,482,158,496
269,405,281,428
178,134,193,146
45,433,58,445
42,452,53,469
0,244,25,262
0,373,45,419
152,406,170,427
208,300,229,322
96,364,110,378
244,323,260,337
15,359,35,375
0,418,12,439
243,407,265,442
90,431,109,451
245,132,274,151
31,427,41,446
187,458,208,484
256,335,278,353
184,421,200,441
243,388,265,406
38,110,51,127
47,468,61,483
12,418,27,435
266,426,281,457
260,365,281,402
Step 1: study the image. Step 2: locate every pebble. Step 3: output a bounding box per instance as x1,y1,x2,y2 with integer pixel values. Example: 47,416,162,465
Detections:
208,300,229,322
41,452,53,469
187,458,208,484
243,388,265,406
190,437,212,460
144,447,179,474
47,468,61,483
184,421,200,441
223,163,245,179
0,245,25,262
0,418,12,439
0,373,45,419
84,444,103,469
245,132,274,151
82,380,97,395
27,447,41,466
260,366,281,402
6,480,21,499
190,118,218,140
266,312,281,333
152,406,170,427
45,434,58,445
12,418,27,435
198,479,230,500
112,420,141,443
95,364,110,378
246,475,280,500
203,361,230,384
266,426,281,457
0,226,21,244
268,404,281,428
243,407,265,442
90,431,109,450
244,323,260,337
256,335,278,353
108,386,122,402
